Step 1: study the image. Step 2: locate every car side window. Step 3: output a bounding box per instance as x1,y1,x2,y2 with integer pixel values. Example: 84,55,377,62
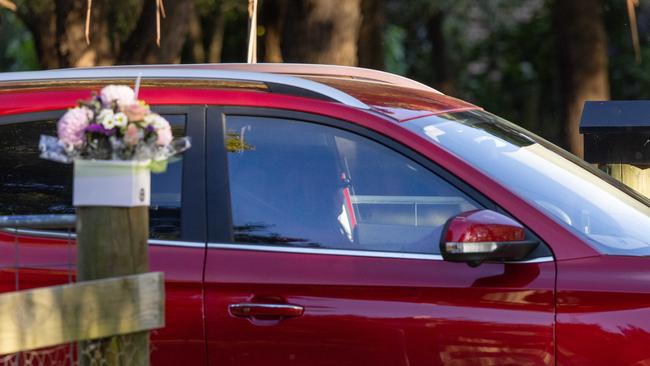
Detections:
0,115,185,240
225,116,479,254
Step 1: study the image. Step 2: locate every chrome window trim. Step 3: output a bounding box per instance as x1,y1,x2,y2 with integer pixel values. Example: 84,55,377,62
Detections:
0,228,204,248
207,242,554,263
0,228,553,262
149,239,204,248
0,68,370,110
0,228,74,239
507,256,554,264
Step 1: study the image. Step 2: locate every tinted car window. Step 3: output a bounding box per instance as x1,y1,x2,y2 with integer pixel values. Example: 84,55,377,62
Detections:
0,116,185,240
407,110,650,256
225,116,478,254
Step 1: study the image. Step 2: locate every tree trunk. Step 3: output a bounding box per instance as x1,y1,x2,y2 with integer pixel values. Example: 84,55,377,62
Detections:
17,1,123,68
554,0,610,158
261,0,287,63
16,3,59,69
206,1,225,63
118,0,194,64
357,0,384,70
16,0,192,68
55,0,114,67
428,9,454,95
282,0,362,66
186,9,205,63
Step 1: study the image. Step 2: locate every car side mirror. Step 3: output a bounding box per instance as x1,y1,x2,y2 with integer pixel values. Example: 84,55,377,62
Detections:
440,209,539,267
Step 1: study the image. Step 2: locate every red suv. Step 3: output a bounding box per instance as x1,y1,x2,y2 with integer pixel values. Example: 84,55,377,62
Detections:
1,64,649,366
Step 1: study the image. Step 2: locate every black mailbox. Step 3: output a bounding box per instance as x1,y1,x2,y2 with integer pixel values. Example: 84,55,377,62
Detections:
581,101,650,166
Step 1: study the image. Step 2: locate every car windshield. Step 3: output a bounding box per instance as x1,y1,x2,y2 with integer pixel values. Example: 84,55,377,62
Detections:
405,110,650,256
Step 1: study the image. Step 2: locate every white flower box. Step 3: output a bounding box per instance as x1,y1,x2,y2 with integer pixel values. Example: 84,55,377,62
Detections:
73,159,151,207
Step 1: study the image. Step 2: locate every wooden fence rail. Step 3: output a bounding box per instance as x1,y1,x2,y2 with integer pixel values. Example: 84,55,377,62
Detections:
0,271,164,355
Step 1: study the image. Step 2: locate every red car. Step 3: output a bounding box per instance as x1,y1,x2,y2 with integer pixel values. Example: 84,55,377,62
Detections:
1,64,649,366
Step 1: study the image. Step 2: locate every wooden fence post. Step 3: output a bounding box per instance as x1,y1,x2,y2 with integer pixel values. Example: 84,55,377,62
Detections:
76,206,149,365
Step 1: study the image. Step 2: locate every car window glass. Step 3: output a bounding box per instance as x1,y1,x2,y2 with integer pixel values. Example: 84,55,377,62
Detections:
150,114,185,240
225,116,479,254
406,110,650,256
0,116,185,240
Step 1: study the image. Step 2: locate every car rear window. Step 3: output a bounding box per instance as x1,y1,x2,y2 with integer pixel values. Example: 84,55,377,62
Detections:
0,115,185,240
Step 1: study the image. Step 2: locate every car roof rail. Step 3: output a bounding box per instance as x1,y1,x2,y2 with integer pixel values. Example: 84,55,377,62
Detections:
0,67,370,109
195,63,443,94
123,63,441,94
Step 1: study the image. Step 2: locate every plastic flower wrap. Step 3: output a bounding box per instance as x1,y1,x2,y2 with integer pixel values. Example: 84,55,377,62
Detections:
40,85,190,172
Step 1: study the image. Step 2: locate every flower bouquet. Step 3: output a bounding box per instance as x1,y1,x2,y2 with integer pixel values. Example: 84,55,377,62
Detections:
40,84,190,207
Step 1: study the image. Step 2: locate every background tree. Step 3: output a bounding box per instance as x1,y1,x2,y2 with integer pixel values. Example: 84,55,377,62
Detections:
2,0,650,154
281,0,362,66
553,0,610,157
10,0,193,68
260,0,286,62
358,0,384,70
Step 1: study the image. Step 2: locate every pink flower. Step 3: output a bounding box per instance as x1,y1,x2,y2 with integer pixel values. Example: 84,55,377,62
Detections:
124,123,140,146
123,103,149,122
156,125,173,146
100,85,135,108
58,107,91,147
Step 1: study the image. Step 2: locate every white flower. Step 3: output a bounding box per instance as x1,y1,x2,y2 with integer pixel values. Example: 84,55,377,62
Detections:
151,114,170,130
100,85,136,108
97,109,114,128
101,118,115,129
143,113,157,126
113,112,128,128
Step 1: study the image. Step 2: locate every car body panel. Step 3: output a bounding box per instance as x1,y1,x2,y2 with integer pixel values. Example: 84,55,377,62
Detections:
556,255,650,365
205,247,555,365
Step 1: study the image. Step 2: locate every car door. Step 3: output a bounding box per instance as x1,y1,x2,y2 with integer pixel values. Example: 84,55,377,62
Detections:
204,108,556,366
0,106,207,365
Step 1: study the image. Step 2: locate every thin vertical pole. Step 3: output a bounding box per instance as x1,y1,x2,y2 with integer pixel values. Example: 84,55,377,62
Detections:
247,0,258,63
13,228,18,291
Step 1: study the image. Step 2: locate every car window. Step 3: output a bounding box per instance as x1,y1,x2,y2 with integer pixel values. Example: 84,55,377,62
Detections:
225,116,479,254
0,115,185,240
406,110,650,256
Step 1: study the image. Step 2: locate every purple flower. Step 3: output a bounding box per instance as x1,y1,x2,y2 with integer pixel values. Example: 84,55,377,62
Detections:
85,123,115,136
58,107,91,147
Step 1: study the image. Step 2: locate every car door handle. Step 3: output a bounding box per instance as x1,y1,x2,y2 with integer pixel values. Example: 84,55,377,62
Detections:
229,303,304,318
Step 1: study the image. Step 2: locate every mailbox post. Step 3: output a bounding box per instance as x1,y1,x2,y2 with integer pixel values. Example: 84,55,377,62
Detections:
581,101,650,196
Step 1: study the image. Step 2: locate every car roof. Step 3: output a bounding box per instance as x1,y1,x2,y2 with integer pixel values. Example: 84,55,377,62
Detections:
0,63,480,122
190,64,480,121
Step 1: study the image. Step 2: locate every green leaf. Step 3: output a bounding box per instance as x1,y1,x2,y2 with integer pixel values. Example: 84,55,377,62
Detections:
149,159,168,174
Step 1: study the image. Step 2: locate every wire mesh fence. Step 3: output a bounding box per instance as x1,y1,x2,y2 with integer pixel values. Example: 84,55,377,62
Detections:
0,337,142,366
0,215,145,366
0,344,75,366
